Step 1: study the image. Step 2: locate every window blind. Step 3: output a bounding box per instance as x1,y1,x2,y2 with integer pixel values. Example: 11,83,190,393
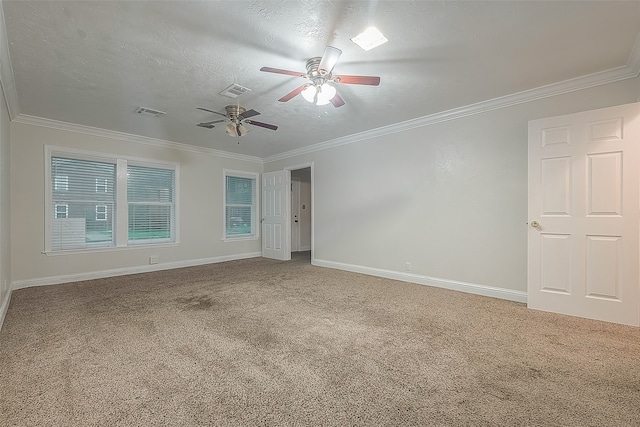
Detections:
225,175,256,237
51,156,116,250
127,164,175,243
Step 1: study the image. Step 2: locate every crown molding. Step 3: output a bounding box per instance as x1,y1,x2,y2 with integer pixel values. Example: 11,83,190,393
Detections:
0,1,19,120
2,4,639,166
265,34,640,164
0,2,259,162
629,34,640,102
628,32,640,78
13,114,264,163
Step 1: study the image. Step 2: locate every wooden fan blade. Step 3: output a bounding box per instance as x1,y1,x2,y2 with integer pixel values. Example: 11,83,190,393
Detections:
245,120,278,131
333,75,381,86
278,84,308,102
196,107,228,117
197,119,226,128
318,46,342,75
260,67,306,78
329,93,345,108
239,109,260,119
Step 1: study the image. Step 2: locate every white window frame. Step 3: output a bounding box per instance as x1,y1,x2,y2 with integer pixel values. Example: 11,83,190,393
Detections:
55,203,68,219
54,175,68,191
127,162,177,246
44,146,180,254
96,204,107,221
223,169,259,242
96,178,108,193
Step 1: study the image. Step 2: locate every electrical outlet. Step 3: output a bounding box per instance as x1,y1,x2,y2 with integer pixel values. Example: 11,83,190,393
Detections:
405,262,411,272
149,255,158,265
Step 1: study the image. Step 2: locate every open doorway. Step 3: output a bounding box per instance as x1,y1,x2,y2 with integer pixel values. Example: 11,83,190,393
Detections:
289,166,312,263
261,165,312,263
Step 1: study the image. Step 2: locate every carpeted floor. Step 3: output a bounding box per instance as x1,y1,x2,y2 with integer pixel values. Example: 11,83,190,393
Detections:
1,253,639,426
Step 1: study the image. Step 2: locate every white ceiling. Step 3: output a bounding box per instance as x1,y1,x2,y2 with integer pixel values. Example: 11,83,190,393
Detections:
2,1,640,159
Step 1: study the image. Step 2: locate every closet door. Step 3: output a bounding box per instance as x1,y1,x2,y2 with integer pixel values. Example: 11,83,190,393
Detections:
528,103,640,326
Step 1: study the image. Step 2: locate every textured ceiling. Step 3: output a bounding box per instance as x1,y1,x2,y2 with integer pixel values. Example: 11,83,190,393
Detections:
2,1,640,159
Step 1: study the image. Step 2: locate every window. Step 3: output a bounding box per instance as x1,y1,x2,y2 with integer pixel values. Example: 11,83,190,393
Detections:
46,147,178,252
96,178,108,193
55,204,68,219
54,175,68,191
51,156,115,250
127,165,175,244
96,205,107,221
224,170,257,239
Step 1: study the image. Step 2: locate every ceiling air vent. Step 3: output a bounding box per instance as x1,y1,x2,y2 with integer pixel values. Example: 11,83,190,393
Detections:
134,107,166,118
219,83,251,99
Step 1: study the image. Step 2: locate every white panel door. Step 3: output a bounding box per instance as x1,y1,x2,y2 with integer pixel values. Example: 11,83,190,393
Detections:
262,170,290,260
528,103,640,326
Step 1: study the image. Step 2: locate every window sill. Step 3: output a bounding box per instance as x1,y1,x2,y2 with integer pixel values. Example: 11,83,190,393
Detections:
222,236,259,243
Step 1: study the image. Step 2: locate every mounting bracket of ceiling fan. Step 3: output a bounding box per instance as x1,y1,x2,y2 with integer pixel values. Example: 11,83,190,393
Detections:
260,46,380,107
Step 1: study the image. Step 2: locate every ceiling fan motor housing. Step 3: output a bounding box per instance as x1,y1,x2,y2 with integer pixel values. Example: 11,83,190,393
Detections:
225,105,246,121
305,57,330,86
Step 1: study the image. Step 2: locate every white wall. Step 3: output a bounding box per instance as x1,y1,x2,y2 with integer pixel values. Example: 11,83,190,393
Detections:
265,77,640,301
0,77,11,327
10,122,263,287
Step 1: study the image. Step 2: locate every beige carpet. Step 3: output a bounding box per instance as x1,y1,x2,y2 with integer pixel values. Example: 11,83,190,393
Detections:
1,253,639,426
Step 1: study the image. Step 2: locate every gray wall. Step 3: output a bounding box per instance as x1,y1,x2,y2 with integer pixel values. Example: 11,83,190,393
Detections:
0,77,10,326
2,69,639,316
10,122,263,287
265,77,640,299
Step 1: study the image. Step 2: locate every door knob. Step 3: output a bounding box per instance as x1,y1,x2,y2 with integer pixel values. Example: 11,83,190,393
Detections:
530,220,540,228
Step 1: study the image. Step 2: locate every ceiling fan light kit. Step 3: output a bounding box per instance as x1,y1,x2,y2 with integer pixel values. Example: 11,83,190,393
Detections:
226,123,248,137
301,83,337,105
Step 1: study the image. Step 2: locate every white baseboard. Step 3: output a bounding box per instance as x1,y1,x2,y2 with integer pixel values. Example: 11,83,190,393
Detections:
12,252,262,290
312,259,527,304
0,289,11,332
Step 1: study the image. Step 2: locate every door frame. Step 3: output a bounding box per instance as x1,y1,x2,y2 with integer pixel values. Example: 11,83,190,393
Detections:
290,177,301,252
284,162,314,262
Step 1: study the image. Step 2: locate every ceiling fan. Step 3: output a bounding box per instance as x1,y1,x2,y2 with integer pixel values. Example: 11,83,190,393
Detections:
196,105,278,137
260,46,380,107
